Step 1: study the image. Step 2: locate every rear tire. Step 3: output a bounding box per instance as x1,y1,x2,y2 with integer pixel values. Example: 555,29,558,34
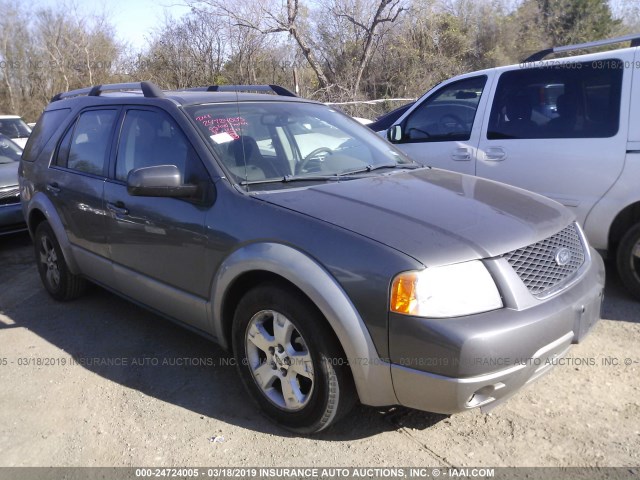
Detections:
34,221,86,301
232,283,356,433
616,222,640,301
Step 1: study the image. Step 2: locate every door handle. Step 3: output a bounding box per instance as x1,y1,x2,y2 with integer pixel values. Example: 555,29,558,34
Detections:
46,182,61,194
107,201,129,216
485,147,506,161
451,147,472,161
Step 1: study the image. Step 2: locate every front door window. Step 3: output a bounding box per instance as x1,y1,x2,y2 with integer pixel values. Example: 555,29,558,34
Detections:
404,76,487,142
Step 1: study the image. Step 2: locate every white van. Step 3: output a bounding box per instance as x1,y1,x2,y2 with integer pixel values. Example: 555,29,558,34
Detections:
385,33,640,300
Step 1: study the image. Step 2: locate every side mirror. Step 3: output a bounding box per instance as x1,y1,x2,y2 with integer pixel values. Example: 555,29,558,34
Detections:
127,165,198,197
387,124,403,143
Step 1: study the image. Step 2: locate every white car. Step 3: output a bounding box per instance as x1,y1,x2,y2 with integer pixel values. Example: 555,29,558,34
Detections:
385,33,640,300
0,115,32,149
0,133,25,234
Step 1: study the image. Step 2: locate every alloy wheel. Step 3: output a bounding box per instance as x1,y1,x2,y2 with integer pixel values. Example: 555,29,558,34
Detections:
39,235,60,289
245,309,315,411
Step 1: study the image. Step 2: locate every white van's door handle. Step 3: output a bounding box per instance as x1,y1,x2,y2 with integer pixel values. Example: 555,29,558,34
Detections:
485,147,506,161
452,147,472,161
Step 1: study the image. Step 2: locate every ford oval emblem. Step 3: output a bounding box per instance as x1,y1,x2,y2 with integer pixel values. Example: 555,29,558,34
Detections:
555,247,572,266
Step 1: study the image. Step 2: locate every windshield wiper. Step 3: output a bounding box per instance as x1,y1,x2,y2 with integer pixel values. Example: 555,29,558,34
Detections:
239,163,422,186
338,162,421,176
240,174,345,186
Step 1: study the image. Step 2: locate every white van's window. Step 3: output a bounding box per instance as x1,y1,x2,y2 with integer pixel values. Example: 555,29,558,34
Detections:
403,76,487,142
487,59,623,139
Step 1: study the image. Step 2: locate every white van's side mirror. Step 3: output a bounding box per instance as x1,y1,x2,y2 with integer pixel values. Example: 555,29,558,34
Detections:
387,125,403,143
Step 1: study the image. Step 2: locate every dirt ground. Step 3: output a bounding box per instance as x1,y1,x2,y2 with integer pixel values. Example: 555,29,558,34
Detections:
0,232,638,468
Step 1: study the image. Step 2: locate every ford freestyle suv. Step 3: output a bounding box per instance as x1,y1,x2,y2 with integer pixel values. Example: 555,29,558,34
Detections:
19,82,604,433
383,33,640,300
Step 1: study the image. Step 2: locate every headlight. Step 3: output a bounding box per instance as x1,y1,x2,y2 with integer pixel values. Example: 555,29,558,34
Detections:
390,260,503,318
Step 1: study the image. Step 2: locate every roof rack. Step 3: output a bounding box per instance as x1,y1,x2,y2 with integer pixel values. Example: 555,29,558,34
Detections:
523,33,640,62
185,84,297,97
51,81,164,102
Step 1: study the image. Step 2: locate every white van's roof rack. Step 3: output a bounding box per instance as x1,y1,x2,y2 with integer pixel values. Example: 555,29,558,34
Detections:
523,33,640,62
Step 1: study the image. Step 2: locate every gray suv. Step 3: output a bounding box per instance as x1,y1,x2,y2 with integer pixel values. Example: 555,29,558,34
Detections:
19,82,604,433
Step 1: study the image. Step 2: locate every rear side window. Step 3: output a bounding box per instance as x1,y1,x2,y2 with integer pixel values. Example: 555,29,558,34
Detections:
488,59,623,139
65,110,118,176
403,76,487,142
21,108,71,162
54,126,74,167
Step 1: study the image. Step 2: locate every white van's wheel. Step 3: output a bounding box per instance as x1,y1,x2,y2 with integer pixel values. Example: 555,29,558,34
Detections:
617,223,640,300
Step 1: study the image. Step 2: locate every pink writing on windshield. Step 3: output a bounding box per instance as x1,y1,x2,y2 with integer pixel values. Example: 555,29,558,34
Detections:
195,114,248,140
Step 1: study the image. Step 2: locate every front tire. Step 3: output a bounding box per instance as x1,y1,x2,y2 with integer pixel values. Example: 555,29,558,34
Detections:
232,283,356,433
617,222,640,301
34,221,86,301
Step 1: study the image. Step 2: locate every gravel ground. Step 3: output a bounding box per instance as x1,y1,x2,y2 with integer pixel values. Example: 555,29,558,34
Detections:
0,232,638,468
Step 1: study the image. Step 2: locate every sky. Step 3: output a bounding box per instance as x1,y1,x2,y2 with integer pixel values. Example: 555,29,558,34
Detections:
31,0,193,51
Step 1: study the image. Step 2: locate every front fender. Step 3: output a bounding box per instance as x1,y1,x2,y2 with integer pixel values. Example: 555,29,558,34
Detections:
209,242,398,407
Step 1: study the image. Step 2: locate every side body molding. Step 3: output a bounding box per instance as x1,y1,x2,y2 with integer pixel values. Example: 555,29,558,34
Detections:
26,191,81,275
209,242,398,407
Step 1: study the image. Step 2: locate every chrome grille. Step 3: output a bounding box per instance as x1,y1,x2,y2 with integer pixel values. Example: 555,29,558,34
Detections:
504,223,586,298
0,186,20,206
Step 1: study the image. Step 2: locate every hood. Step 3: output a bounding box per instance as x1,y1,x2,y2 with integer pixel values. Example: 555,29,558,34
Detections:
0,161,19,188
255,168,574,266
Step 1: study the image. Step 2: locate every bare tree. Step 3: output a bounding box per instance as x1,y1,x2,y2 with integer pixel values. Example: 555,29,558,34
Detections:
137,10,227,89
0,0,120,120
327,0,407,94
35,7,119,99
188,0,331,88
0,1,34,115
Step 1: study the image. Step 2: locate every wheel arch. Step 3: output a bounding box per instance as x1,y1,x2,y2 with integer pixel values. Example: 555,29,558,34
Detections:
608,201,640,255
209,242,397,407
27,208,47,237
26,192,81,275
220,270,294,348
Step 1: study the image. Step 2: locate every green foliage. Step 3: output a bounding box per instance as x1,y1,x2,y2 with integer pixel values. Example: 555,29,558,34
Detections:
532,0,621,45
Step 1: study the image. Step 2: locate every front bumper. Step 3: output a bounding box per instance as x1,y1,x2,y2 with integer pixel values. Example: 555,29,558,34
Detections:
389,248,605,414
0,203,27,235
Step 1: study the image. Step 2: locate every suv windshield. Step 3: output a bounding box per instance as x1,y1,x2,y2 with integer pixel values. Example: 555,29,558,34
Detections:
187,102,415,187
0,118,31,139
